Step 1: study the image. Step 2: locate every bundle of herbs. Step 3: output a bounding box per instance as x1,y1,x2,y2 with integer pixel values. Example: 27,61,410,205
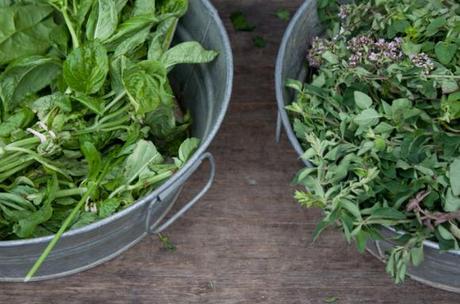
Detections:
0,0,218,279
289,0,460,283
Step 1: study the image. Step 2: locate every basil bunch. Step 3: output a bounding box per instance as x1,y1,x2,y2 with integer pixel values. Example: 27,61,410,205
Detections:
290,0,460,283
0,0,217,279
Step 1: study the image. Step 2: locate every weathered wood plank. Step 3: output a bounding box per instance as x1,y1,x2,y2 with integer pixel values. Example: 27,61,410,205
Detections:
0,1,458,303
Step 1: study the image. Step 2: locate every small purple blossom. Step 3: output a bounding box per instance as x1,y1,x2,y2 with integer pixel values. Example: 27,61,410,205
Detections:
338,5,350,20
346,36,404,67
368,52,379,62
307,37,334,68
410,53,435,75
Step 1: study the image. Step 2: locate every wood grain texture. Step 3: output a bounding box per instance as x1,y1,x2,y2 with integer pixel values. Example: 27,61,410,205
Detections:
0,1,458,303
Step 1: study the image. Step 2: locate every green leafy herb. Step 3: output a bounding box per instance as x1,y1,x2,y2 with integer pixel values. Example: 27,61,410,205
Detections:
63,41,109,95
253,36,267,48
158,233,176,252
288,0,460,284
230,11,255,32
0,0,217,280
275,8,290,22
324,297,338,304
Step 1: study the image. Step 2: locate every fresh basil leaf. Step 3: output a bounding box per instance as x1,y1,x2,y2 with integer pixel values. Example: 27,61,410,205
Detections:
0,56,61,109
76,0,95,28
88,0,118,41
63,41,109,95
0,108,34,137
160,41,218,69
113,26,151,58
98,198,121,218
72,93,105,115
147,33,164,60
133,0,155,16
71,212,98,229
157,0,188,17
114,0,128,13
123,140,163,184
0,4,57,65
30,92,71,120
123,60,168,114
104,14,158,50
174,137,199,167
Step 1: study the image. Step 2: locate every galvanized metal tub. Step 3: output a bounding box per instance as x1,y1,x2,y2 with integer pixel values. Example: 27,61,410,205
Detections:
275,0,460,293
0,0,233,282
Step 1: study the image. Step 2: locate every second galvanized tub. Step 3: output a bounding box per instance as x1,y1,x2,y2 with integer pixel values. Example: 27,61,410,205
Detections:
0,0,233,282
275,0,460,293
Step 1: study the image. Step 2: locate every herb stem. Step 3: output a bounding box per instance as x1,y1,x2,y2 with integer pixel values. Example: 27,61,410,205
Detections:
426,75,460,79
6,137,40,148
25,163,110,281
104,92,127,113
0,161,36,183
5,147,70,180
108,171,173,199
62,0,80,49
27,188,87,201
56,187,87,198
0,200,27,211
72,0,77,16
0,156,34,173
163,18,179,50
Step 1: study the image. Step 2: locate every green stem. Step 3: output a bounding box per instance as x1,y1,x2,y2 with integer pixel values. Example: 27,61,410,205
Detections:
62,1,79,49
442,122,460,133
0,152,25,167
163,18,179,50
109,171,173,199
56,188,87,198
25,191,92,281
99,126,131,132
25,164,110,281
72,0,77,15
6,137,40,148
27,188,87,201
426,75,460,79
78,117,130,134
0,156,34,173
99,105,131,124
104,92,127,113
5,147,70,180
0,161,35,183
0,200,27,211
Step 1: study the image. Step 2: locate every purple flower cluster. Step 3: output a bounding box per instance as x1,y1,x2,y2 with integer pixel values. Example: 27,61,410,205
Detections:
347,36,403,67
410,53,435,75
307,34,435,76
338,5,350,20
307,37,333,68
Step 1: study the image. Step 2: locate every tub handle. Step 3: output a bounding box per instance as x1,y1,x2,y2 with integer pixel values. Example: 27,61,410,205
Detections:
146,152,216,234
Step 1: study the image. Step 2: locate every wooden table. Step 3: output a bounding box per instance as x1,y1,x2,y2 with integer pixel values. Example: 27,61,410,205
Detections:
1,1,459,303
